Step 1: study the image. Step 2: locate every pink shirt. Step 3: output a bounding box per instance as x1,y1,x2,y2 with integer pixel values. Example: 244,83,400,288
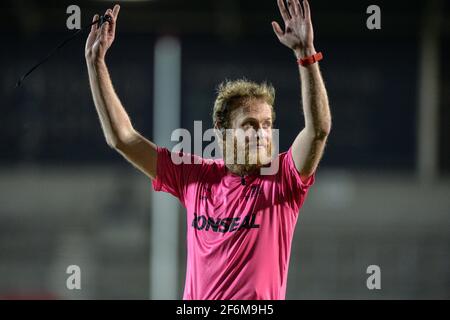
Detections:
152,146,315,300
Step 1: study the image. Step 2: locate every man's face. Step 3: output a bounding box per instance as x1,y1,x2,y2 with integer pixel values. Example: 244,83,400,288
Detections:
223,99,273,173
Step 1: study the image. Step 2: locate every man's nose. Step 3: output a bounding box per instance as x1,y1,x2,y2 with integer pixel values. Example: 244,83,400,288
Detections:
251,127,261,141
257,127,269,139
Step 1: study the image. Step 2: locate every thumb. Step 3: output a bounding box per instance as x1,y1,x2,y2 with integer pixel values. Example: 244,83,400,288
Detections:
271,21,284,39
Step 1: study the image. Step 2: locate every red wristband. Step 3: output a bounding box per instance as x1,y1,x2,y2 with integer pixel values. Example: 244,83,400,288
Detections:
297,51,323,67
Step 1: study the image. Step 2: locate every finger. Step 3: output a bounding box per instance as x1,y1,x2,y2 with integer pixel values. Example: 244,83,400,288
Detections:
277,0,291,22
112,4,120,19
90,14,99,34
110,5,120,35
99,19,108,41
271,21,284,39
105,8,114,34
287,0,298,17
303,0,311,20
295,0,304,18
105,8,113,23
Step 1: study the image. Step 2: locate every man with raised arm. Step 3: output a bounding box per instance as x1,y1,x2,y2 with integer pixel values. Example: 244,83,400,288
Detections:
85,0,331,300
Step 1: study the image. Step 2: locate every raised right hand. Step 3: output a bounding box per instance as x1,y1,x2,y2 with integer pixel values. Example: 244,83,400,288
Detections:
85,4,120,63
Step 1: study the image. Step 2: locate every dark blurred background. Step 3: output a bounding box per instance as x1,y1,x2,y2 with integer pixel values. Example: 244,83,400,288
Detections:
0,0,449,299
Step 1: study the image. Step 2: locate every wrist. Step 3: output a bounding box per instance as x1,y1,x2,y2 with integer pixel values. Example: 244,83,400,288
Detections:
293,46,316,59
86,56,106,69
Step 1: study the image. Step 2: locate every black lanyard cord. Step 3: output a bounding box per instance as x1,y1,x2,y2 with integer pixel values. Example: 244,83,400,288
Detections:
16,14,111,88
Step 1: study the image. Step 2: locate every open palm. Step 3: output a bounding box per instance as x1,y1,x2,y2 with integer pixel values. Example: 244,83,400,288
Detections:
272,0,314,53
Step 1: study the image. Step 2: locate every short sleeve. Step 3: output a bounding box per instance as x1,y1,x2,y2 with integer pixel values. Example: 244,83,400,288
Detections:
152,146,206,205
277,146,315,213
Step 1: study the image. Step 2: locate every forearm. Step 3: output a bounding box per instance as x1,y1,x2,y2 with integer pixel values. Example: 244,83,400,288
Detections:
295,48,331,138
273,0,330,177
86,58,135,147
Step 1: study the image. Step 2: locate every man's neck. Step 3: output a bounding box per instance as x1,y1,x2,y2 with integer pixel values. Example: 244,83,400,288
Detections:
225,164,260,177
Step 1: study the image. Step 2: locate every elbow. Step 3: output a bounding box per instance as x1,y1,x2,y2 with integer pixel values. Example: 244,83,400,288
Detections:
313,123,331,140
106,137,121,149
107,129,138,150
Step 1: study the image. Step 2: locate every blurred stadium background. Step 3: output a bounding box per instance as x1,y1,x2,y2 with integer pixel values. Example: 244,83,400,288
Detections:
0,0,449,299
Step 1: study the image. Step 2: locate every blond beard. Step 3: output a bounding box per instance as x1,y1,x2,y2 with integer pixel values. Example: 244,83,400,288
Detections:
222,138,273,176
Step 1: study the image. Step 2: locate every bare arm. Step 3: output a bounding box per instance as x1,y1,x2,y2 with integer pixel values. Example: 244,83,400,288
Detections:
85,5,157,179
272,0,331,181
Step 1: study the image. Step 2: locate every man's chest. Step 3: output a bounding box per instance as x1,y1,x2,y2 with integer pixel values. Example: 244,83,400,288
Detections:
195,181,273,214
186,180,280,234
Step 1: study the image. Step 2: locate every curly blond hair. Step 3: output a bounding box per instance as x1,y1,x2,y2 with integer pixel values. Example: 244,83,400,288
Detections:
212,79,276,130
